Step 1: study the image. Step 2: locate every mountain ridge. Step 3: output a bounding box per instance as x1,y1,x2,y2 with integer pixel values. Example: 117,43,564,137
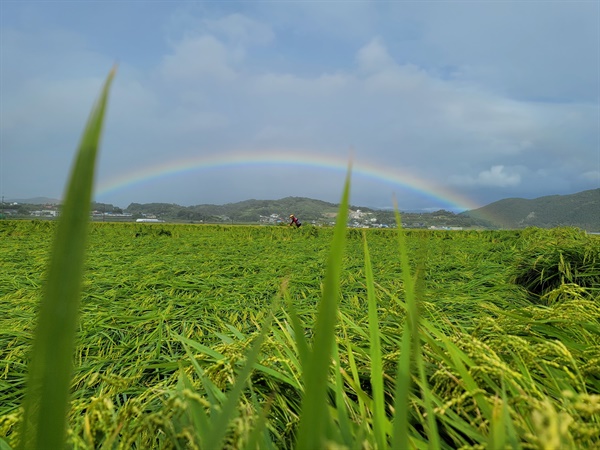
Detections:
122,189,599,230
461,188,599,231
4,196,61,205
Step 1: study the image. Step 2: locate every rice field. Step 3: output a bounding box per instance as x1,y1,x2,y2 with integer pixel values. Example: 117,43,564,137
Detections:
1,219,599,449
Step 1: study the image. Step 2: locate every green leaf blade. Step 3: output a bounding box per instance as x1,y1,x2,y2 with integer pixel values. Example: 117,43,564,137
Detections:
19,68,116,450
295,164,351,450
363,233,388,450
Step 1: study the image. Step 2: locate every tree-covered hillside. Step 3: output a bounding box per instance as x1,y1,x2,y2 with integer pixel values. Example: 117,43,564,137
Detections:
463,188,599,231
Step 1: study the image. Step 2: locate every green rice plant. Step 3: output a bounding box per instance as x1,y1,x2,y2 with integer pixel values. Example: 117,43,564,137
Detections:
18,68,116,450
363,232,388,450
4,220,597,447
391,206,441,450
295,166,351,449
175,306,274,449
510,228,600,300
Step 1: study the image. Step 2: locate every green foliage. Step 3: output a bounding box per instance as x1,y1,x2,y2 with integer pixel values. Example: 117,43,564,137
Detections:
2,221,599,448
465,188,600,231
510,227,600,300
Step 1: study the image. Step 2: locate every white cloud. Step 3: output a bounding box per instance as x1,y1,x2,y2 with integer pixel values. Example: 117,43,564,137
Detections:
252,72,351,96
158,13,279,90
255,1,378,42
168,109,229,133
398,2,599,102
204,13,274,46
356,37,396,74
450,165,522,188
161,35,237,83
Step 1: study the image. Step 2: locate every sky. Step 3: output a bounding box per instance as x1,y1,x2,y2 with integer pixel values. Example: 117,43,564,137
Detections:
1,0,599,212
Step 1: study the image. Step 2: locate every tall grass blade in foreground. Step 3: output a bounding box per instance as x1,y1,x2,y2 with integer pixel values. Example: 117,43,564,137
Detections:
391,206,418,450
295,164,351,450
363,232,388,449
391,205,440,450
283,289,310,376
332,335,355,447
19,68,116,450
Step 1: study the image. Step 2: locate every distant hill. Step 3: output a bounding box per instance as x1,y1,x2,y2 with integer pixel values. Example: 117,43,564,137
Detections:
462,188,599,231
6,190,598,231
6,197,61,205
126,196,349,224
115,190,600,230
124,196,492,228
122,190,598,230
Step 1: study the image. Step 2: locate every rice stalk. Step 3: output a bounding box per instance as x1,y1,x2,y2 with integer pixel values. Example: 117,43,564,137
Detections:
363,232,388,449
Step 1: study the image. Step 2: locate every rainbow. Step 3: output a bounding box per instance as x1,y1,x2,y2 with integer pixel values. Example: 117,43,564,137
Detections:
95,150,482,212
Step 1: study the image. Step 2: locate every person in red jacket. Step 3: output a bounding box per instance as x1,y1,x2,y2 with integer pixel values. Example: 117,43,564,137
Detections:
289,214,302,228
